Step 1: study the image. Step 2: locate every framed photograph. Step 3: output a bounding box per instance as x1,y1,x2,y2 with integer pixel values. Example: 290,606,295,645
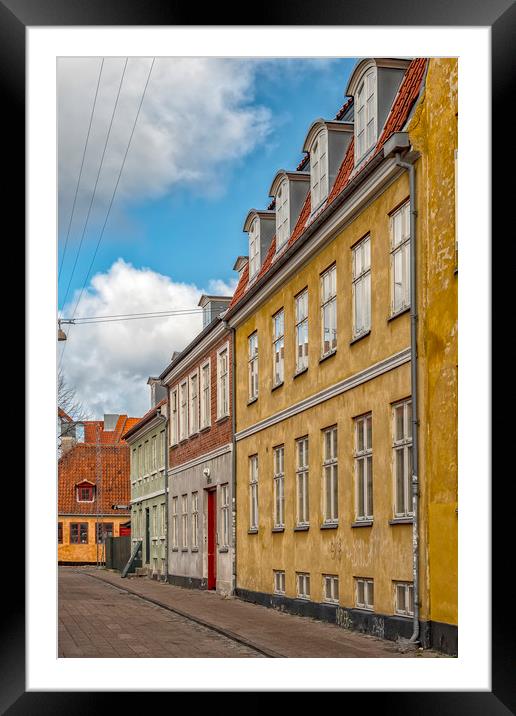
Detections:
6,0,510,709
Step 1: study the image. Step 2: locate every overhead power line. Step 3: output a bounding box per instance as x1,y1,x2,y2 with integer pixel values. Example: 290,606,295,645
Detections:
58,58,104,283
61,307,204,325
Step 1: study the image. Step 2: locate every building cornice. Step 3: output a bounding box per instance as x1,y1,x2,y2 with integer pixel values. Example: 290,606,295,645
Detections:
130,487,168,504
235,348,411,441
170,442,233,476
161,320,227,386
124,414,164,444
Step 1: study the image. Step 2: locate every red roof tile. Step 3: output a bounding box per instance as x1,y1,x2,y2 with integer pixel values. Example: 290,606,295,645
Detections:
229,59,427,313
81,415,140,445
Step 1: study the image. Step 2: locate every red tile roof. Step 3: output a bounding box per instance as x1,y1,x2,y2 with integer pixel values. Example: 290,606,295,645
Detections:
58,443,131,515
228,58,427,313
121,398,167,440
81,415,140,445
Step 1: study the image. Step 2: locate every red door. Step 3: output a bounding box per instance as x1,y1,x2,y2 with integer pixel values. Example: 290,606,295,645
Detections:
207,490,217,590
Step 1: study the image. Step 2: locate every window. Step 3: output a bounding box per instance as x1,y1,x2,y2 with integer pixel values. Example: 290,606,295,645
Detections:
179,381,188,441
296,437,309,526
152,505,158,536
131,448,137,482
274,570,286,595
354,413,373,521
355,578,374,610
220,484,229,548
159,430,165,469
355,68,376,162
151,435,157,472
160,503,165,537
273,445,285,528
248,217,261,280
70,522,88,544
323,574,339,604
322,427,338,524
297,572,310,600
96,522,113,544
192,492,199,548
77,485,94,502
249,455,259,530
272,309,285,386
295,290,308,373
189,372,199,435
394,581,414,616
171,497,178,549
393,399,413,517
217,345,229,418
352,235,371,337
310,128,329,209
200,361,211,429
321,264,337,356
248,332,259,400
58,522,63,544
137,445,143,477
390,201,411,314
276,179,290,250
181,495,188,548
171,388,179,445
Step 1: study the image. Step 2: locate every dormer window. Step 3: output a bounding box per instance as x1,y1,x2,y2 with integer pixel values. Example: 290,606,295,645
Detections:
275,179,290,251
310,129,328,209
355,68,376,162
76,483,95,502
248,217,260,280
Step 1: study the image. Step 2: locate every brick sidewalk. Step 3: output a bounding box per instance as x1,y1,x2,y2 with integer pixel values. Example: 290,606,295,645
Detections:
70,567,443,658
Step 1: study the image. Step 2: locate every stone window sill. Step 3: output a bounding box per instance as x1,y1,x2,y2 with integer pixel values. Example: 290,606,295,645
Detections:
218,547,229,553
388,306,410,322
294,525,309,532
271,381,284,392
319,349,337,364
181,548,188,552
389,517,414,525
350,330,371,346
351,520,373,528
199,425,211,433
247,396,258,406
293,367,308,379
248,528,258,535
216,415,230,424
171,548,179,552
320,522,338,530
272,527,285,533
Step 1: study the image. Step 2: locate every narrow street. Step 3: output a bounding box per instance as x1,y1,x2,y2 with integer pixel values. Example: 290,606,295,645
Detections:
58,567,442,658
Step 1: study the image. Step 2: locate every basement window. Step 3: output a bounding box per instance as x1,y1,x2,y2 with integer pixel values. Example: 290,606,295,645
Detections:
355,577,374,610
274,570,286,595
394,581,414,617
323,574,339,604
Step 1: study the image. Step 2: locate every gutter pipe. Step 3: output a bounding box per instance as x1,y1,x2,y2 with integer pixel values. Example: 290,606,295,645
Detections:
156,404,169,584
395,151,420,644
225,323,237,595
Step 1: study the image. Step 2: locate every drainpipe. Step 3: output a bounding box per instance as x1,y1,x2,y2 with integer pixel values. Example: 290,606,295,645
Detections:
395,152,420,644
224,322,237,595
156,404,169,583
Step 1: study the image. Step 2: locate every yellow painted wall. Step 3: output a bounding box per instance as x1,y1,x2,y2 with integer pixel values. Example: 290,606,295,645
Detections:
408,58,458,626
58,517,127,563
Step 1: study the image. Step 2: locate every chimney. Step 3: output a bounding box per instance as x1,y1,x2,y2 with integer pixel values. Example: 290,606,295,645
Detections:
198,295,232,329
233,255,248,279
147,377,167,407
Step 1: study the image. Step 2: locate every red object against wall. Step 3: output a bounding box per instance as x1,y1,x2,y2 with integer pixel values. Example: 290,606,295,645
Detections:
207,490,216,590
119,524,131,536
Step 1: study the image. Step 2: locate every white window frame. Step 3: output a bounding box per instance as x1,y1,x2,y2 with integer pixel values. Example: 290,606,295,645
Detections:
273,570,286,595
189,369,199,436
355,67,377,164
322,426,338,524
394,581,414,617
295,289,309,374
275,178,290,251
144,440,149,477
191,492,199,549
249,455,259,531
220,484,229,548
181,494,188,549
272,309,285,387
390,201,411,315
159,429,165,469
320,264,337,357
160,502,165,538
392,399,414,518
354,413,373,521
171,497,178,549
355,577,374,610
170,387,179,446
310,128,329,210
131,447,137,484
248,332,259,401
323,574,339,604
296,436,309,526
137,444,143,479
273,445,285,529
248,217,261,280
297,572,311,600
200,359,211,429
216,343,230,419
179,381,188,442
352,235,371,337
151,435,157,473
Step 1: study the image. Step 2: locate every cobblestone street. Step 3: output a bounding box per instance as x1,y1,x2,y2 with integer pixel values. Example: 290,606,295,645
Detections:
58,567,443,658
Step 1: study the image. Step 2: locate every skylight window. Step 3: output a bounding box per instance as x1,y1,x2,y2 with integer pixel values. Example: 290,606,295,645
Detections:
275,179,290,251
310,128,328,210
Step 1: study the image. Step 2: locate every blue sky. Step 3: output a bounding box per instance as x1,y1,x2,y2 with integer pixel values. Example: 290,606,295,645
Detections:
57,57,357,417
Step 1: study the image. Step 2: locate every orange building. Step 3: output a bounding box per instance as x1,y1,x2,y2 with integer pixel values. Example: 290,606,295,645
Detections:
58,413,140,564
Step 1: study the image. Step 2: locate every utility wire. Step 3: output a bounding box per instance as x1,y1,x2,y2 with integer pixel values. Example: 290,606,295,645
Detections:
70,57,156,323
60,57,129,311
67,311,205,326
64,307,204,322
58,58,104,283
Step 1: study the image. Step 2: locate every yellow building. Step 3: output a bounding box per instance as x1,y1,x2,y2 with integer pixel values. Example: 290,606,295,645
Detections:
225,58,457,654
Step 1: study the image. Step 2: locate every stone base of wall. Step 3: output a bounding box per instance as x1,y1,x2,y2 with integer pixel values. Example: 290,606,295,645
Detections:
58,561,104,566
235,587,457,656
167,574,207,590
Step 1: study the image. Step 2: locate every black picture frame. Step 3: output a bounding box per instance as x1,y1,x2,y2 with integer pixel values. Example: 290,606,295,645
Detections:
6,0,510,711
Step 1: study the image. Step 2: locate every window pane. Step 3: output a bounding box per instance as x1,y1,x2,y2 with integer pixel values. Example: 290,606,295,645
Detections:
396,449,405,514
357,459,365,516
367,456,373,516
332,465,338,519
395,405,404,441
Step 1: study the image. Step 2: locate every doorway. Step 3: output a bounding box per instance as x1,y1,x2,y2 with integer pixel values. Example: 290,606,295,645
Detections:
207,490,217,590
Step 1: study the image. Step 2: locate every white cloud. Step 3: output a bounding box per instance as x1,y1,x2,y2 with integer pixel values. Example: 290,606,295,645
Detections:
59,259,235,418
58,57,273,227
